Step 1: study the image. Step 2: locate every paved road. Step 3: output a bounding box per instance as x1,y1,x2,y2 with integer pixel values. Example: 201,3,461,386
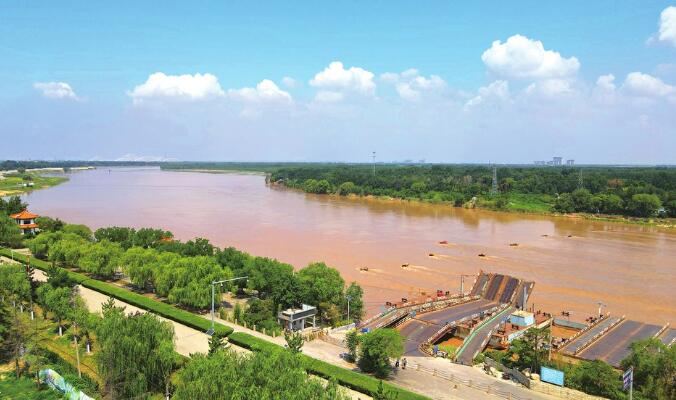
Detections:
398,299,497,356
561,316,620,355
579,320,662,367
456,307,514,365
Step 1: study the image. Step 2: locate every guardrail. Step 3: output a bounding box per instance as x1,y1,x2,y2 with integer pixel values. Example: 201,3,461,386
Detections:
406,360,532,400
454,304,509,363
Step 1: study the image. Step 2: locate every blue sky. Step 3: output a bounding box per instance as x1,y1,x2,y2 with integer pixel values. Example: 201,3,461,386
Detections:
1,1,675,163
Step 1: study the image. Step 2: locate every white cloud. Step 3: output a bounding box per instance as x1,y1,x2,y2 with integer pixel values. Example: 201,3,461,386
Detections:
623,72,675,97
658,6,676,46
596,74,616,91
33,82,79,100
481,34,580,79
465,80,509,107
310,61,375,94
380,69,445,101
282,76,298,88
128,72,224,102
228,79,292,103
314,91,344,103
525,79,574,97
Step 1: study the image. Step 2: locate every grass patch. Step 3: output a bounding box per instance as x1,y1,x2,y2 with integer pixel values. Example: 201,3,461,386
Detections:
0,174,67,196
0,373,63,400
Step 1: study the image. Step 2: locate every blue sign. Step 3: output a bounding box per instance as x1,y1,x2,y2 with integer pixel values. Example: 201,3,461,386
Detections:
623,367,633,390
540,366,564,387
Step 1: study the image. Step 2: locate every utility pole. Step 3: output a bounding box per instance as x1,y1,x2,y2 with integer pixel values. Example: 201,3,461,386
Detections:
372,151,376,176
597,301,606,318
548,317,553,362
74,325,82,378
209,276,247,335
459,275,472,296
346,295,351,322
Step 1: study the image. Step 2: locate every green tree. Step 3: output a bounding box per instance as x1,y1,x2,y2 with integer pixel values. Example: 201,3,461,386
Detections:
571,188,593,212
345,330,359,363
134,227,172,248
284,330,304,354
506,326,550,372
208,330,229,355
553,193,575,213
94,226,136,249
0,214,23,248
0,196,27,215
96,301,177,399
372,380,398,400
173,349,348,400
344,282,364,322
62,224,93,240
35,216,64,232
121,247,159,290
37,285,73,336
298,262,345,321
357,329,404,378
566,360,624,399
79,240,122,278
626,193,662,217
620,338,675,400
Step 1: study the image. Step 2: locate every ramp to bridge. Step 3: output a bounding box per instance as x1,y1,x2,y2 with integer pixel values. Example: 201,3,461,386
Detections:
577,320,663,367
455,306,515,365
397,299,497,356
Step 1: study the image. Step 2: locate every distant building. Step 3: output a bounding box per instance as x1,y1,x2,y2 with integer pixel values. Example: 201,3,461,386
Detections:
553,157,563,166
278,304,317,331
10,210,39,235
509,310,535,327
534,161,546,166
566,159,575,166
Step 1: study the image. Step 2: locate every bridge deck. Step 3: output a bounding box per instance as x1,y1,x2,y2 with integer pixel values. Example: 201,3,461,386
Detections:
561,316,621,355
397,299,497,356
578,320,662,367
660,328,676,346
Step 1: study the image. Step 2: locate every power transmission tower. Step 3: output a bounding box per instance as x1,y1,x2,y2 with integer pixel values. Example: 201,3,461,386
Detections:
372,151,376,176
491,165,498,196
578,169,584,189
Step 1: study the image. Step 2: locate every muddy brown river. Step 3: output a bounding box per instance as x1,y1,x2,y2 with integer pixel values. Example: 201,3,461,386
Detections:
21,167,675,325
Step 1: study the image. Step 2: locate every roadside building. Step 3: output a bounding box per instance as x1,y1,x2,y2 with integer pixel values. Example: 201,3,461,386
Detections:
9,210,40,235
278,304,317,331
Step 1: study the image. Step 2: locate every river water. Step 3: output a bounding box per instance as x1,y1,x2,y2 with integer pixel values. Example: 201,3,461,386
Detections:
21,167,675,325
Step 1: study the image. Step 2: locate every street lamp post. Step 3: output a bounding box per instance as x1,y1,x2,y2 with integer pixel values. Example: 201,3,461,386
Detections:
208,276,247,335
597,302,606,318
346,295,351,322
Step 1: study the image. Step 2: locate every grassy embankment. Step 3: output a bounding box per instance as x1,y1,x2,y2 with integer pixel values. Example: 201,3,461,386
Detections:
0,174,67,197
0,373,62,400
0,248,429,400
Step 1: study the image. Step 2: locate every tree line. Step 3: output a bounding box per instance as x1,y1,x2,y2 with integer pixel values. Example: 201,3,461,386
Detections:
269,164,676,218
25,217,364,328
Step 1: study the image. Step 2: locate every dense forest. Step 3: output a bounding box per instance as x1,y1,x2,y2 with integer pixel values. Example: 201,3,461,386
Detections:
268,164,676,218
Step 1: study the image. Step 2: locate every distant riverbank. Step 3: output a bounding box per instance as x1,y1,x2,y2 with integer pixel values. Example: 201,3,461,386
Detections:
175,167,675,229
0,172,70,197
